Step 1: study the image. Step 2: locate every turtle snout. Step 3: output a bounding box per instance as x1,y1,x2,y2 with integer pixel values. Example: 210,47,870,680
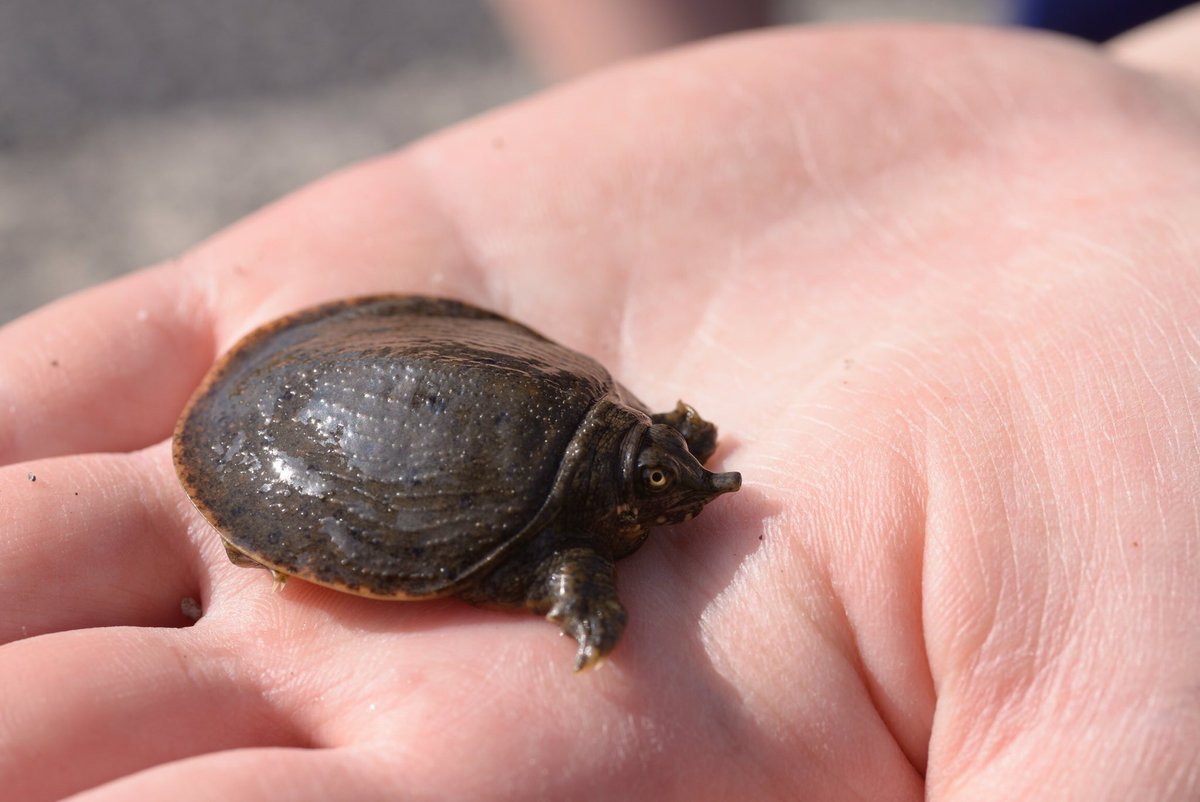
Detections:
707,470,741,495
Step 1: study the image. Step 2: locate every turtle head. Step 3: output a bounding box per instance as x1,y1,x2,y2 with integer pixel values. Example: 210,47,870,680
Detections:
625,423,741,529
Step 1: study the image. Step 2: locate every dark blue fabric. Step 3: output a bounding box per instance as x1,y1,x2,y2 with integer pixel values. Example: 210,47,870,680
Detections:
1016,0,1190,41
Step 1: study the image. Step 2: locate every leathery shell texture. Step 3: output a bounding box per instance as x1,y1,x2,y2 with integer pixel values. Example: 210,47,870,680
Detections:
174,296,616,598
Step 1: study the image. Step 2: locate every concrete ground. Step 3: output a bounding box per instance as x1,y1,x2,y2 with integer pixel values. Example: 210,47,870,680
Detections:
1,0,1000,325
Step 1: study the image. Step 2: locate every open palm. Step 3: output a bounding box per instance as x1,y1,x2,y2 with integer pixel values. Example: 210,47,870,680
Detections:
3,21,1198,801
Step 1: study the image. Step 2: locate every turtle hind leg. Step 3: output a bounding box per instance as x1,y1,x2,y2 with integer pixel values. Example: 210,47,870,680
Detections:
652,401,718,463
223,540,261,567
223,541,290,590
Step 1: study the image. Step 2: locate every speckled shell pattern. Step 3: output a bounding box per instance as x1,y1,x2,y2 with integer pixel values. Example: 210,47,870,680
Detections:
173,296,633,598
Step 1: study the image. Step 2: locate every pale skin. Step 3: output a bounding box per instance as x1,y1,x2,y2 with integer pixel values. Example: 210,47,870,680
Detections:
2,17,1199,802
486,0,768,79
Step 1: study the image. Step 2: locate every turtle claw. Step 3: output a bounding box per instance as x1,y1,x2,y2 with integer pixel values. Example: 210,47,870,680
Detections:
574,644,605,673
548,594,627,672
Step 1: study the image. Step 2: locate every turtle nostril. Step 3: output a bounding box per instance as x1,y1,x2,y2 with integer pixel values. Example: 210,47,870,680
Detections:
710,472,742,494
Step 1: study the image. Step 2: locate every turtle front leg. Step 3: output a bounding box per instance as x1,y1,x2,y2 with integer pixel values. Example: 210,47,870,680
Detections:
535,546,627,671
652,400,718,463
463,539,628,670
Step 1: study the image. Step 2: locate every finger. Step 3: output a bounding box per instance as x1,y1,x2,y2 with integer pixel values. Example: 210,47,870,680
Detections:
0,263,213,465
0,445,203,643
1109,5,1200,87
0,627,307,802
67,746,392,802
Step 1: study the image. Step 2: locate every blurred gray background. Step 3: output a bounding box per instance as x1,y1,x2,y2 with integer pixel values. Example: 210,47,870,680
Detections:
1,0,1001,325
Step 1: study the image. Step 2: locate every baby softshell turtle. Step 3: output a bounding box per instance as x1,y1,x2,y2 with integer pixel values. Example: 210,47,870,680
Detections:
174,295,741,670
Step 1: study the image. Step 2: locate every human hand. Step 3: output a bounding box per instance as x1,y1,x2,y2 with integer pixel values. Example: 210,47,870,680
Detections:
2,19,1198,801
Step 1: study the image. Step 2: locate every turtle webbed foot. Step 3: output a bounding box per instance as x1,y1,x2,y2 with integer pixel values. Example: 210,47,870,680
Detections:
549,592,628,672
652,401,718,464
537,546,627,671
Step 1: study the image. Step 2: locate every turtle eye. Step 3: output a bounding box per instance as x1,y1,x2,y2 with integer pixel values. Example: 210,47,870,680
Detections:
643,467,672,492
